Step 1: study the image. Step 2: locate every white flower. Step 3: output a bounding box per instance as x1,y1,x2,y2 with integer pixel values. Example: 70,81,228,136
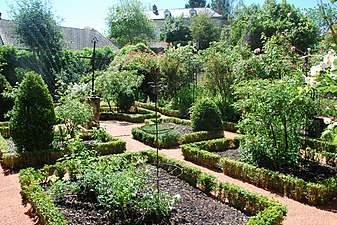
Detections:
323,54,332,65
324,117,332,124
287,12,292,17
291,46,296,52
320,61,328,69
305,76,319,88
253,48,261,54
310,65,322,76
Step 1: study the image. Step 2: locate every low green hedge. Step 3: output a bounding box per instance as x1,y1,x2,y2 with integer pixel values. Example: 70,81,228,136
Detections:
100,108,158,123
0,137,126,169
305,147,337,167
181,138,232,169
132,125,224,148
221,157,337,206
20,168,68,225
0,122,9,138
144,117,191,126
141,150,287,225
19,151,287,225
131,126,181,148
301,137,337,153
135,101,181,118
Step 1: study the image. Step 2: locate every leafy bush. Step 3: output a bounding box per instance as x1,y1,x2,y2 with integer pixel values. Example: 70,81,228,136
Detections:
0,75,14,121
116,90,135,112
191,98,223,132
9,72,55,152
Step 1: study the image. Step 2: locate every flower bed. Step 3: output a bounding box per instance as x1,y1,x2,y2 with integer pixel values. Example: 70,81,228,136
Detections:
132,122,223,148
181,138,337,205
0,134,126,170
20,151,287,225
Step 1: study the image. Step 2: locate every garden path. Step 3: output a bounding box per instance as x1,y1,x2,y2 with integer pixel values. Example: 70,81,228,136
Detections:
101,120,337,225
0,167,35,225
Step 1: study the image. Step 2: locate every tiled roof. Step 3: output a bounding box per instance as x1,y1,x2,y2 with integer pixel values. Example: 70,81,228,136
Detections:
0,19,118,50
145,7,223,20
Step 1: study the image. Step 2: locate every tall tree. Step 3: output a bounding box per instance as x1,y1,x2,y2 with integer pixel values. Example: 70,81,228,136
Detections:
211,0,235,19
159,16,192,44
185,0,207,8
11,0,63,93
190,13,220,49
106,0,155,47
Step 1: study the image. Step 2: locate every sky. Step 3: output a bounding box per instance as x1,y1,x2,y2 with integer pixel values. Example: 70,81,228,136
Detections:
0,0,333,36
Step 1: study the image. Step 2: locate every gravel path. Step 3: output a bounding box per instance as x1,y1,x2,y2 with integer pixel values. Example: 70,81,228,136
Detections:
101,120,337,225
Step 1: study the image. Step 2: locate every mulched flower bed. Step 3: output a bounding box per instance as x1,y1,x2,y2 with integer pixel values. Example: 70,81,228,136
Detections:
46,166,249,225
172,124,193,136
216,149,337,183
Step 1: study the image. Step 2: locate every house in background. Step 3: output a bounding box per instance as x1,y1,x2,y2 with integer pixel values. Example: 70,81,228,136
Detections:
0,13,118,51
145,6,226,40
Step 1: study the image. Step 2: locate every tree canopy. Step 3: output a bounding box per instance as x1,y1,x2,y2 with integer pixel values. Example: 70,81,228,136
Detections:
106,0,155,48
159,16,192,44
185,0,207,8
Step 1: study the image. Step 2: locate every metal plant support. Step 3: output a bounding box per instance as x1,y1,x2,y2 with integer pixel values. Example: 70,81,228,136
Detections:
140,67,182,193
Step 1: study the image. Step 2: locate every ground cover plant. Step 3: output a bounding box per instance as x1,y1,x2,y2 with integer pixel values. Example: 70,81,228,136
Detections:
20,151,287,225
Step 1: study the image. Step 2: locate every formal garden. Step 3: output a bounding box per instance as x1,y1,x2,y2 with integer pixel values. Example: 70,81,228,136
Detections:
1,0,337,224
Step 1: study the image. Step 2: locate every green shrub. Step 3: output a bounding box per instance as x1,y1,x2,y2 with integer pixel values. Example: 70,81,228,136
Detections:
0,75,14,121
116,90,135,112
191,98,223,132
9,72,55,152
179,131,223,144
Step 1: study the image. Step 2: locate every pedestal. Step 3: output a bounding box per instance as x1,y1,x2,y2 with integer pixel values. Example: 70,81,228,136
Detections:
87,95,100,129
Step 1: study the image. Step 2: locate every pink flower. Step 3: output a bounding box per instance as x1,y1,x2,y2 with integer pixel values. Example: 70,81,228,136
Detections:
254,48,261,54
291,46,296,52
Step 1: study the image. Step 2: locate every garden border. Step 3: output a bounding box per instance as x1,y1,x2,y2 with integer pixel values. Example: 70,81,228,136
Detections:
19,151,287,225
180,137,337,205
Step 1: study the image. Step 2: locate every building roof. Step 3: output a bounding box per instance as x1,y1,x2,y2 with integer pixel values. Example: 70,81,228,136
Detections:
0,19,118,50
145,7,223,20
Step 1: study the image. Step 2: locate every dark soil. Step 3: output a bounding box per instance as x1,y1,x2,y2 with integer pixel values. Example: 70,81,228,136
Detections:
215,149,337,183
47,166,249,225
172,124,193,136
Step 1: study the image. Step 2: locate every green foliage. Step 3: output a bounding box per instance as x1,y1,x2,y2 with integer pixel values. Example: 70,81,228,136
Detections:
185,0,207,8
96,70,143,111
159,16,192,44
179,130,224,144
221,157,337,205
11,0,63,93
211,0,235,19
191,98,223,132
9,72,55,152
19,168,68,225
234,77,317,169
225,1,319,52
190,13,220,49
182,145,221,169
55,88,93,138
106,0,155,47
0,75,14,121
131,125,181,148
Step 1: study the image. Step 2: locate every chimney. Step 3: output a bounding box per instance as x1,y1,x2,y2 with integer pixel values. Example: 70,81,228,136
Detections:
0,13,2,20
153,5,159,16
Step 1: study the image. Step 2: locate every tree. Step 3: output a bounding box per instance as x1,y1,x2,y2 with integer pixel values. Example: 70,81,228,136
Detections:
190,13,220,49
211,0,235,19
224,0,319,52
233,76,317,169
11,0,63,93
9,71,55,152
0,74,14,121
185,0,207,8
159,16,192,44
106,0,155,48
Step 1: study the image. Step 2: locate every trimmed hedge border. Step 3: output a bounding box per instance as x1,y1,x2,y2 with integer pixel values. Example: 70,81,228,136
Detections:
132,126,224,148
181,137,337,205
100,107,159,123
141,150,287,225
135,101,181,118
223,121,238,132
144,117,191,126
20,151,287,225
301,136,337,153
0,135,126,169
0,122,9,138
304,147,337,167
221,157,337,206
20,168,68,225
181,138,233,169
